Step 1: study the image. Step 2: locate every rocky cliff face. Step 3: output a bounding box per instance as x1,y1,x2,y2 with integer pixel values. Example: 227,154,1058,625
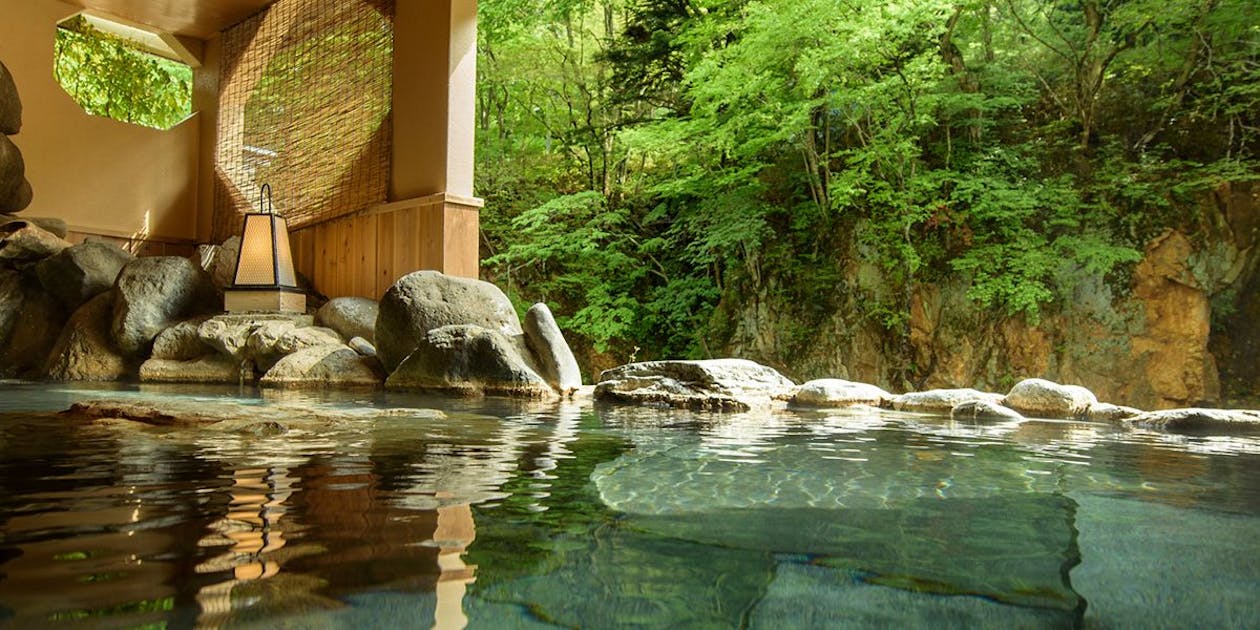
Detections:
726,182,1259,410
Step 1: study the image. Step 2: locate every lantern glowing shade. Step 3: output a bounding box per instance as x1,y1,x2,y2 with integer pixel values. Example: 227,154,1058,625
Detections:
223,185,306,313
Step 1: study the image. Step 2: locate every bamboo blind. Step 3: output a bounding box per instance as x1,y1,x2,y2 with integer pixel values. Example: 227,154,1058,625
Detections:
212,0,395,242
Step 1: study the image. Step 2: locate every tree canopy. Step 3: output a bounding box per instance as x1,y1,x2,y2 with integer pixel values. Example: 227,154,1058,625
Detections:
476,0,1259,378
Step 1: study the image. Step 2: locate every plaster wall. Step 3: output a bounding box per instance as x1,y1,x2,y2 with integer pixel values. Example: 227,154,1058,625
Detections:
0,0,200,242
391,0,477,200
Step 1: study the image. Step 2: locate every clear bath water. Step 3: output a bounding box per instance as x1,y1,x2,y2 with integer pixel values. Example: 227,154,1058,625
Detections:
1,380,1258,628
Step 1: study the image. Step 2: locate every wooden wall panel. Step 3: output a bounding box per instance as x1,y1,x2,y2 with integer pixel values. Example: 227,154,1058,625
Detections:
290,196,479,301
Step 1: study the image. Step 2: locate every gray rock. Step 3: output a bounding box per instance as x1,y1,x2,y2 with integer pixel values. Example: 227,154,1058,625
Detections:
0,277,67,378
0,178,32,214
35,240,135,311
386,324,554,398
1122,408,1260,434
150,317,213,360
348,336,377,357
0,222,70,266
19,216,66,238
11,216,66,238
375,270,522,373
260,344,384,389
198,317,257,359
316,296,378,342
524,302,582,394
951,399,1024,422
275,326,343,355
208,235,240,291
196,313,314,360
1087,402,1143,423
1005,378,1097,419
0,135,27,208
111,256,217,356
0,60,19,135
241,320,300,366
791,378,891,408
45,292,137,381
891,389,1002,414
594,359,796,412
139,355,245,384
0,269,20,347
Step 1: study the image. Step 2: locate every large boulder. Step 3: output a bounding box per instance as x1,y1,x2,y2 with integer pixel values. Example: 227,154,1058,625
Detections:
386,324,554,398
260,344,383,389
0,60,19,135
111,256,217,356
523,303,582,394
594,359,796,412
890,389,1002,414
1123,408,1260,434
1004,378,1097,419
376,270,522,373
0,221,69,266
45,292,137,381
791,378,891,408
0,276,67,378
35,240,135,311
316,296,378,342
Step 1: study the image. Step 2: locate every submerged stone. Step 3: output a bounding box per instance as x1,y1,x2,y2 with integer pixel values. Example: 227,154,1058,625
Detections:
791,378,891,408
595,358,795,412
951,399,1023,422
1123,408,1260,433
891,388,1002,414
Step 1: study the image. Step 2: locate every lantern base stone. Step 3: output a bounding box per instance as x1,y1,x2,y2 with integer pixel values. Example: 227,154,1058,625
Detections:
225,289,306,314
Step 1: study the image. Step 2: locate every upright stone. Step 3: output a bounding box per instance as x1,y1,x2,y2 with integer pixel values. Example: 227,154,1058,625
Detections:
111,256,217,356
376,270,522,373
36,240,135,311
524,303,582,394
0,60,19,135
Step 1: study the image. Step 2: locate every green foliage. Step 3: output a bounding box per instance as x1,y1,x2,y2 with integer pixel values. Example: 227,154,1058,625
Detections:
477,0,1259,369
53,17,192,130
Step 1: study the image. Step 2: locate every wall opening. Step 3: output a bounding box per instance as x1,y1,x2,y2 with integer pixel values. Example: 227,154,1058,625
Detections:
53,14,193,130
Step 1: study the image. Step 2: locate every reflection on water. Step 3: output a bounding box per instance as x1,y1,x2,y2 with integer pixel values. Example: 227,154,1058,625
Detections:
1,383,1259,628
